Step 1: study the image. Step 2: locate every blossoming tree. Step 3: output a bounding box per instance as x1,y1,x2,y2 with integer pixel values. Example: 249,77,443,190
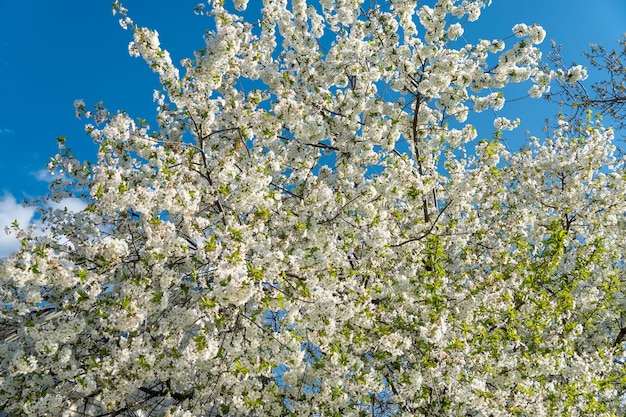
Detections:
2,0,626,416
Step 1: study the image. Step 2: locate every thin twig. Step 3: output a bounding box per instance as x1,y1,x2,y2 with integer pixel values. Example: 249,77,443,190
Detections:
392,200,451,247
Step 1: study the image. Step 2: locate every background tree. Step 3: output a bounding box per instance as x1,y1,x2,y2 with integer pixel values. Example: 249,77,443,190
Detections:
547,35,626,132
2,1,626,416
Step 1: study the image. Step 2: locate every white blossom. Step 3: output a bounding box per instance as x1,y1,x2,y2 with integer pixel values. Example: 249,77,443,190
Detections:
494,116,520,130
565,64,588,83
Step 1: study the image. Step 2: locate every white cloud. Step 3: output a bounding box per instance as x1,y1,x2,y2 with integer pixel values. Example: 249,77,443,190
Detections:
49,198,88,213
33,169,57,183
0,194,88,258
0,193,36,257
0,128,15,135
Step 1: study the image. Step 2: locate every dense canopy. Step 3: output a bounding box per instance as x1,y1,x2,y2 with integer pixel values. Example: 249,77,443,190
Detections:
2,1,626,416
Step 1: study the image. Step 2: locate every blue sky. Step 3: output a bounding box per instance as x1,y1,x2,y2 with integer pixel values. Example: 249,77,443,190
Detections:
0,0,624,256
